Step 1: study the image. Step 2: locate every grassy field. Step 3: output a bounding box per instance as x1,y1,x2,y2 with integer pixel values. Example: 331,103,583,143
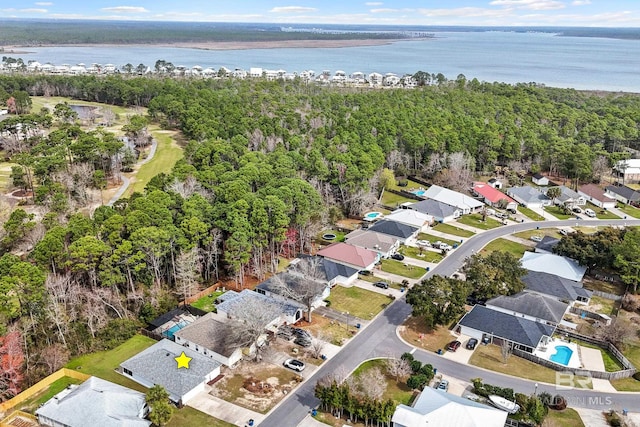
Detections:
190,289,226,312
417,233,459,247
544,206,574,220
0,162,17,191
127,127,183,195
167,407,235,427
513,229,562,240
588,295,619,316
469,345,592,388
572,340,624,372
327,286,393,320
358,273,404,290
316,229,347,243
31,96,135,117
65,335,156,392
611,376,640,392
480,238,529,257
380,259,427,279
380,191,417,207
586,202,619,219
388,179,425,192
400,245,444,263
351,359,415,405
542,408,585,427
456,214,503,230
431,223,475,238
617,203,640,219
300,315,353,346
519,206,546,221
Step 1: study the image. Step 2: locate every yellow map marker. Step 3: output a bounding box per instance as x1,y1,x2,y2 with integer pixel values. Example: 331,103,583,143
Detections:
175,351,192,369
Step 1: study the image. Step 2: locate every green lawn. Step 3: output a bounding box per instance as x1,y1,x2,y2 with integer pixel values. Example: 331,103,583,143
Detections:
380,259,427,279
17,376,84,414
544,206,573,220
543,408,585,427
417,233,459,247
431,223,475,238
588,295,619,316
351,359,415,405
167,407,235,427
388,179,425,192
316,229,347,243
190,290,226,312
31,96,133,117
480,238,529,257
469,345,592,388
0,162,18,191
611,376,640,392
572,340,624,372
456,214,503,230
400,245,444,263
127,127,183,195
65,335,156,392
513,229,562,240
586,202,620,219
617,203,640,219
327,286,393,320
519,206,546,221
381,191,416,207
358,274,405,290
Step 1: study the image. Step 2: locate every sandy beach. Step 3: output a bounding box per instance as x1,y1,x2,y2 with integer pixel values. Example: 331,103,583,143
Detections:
1,38,430,53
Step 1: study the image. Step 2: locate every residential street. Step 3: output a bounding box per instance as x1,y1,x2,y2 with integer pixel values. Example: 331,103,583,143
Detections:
262,218,640,427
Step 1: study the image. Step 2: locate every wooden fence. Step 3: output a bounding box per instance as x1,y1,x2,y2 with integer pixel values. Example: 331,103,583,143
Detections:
568,306,612,325
591,290,623,301
184,282,222,305
564,330,636,371
0,368,90,414
0,410,38,427
407,175,432,187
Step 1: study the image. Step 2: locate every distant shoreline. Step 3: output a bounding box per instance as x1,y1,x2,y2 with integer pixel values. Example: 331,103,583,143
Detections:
1,38,431,53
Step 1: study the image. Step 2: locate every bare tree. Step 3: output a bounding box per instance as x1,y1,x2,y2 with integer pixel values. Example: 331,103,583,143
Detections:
168,176,203,199
200,228,222,282
385,357,412,382
355,367,387,400
175,247,201,304
308,334,326,359
45,274,76,345
273,258,328,322
434,151,475,191
40,343,70,375
101,108,116,126
501,340,512,363
597,316,634,348
622,293,640,312
592,155,610,184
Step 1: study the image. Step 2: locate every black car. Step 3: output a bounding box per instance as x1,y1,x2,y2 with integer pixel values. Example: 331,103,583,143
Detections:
359,270,373,276
391,253,405,261
292,328,311,340
466,338,478,350
373,281,389,289
294,336,312,347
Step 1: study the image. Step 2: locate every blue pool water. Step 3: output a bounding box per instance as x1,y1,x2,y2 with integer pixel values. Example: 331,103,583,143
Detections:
412,190,426,197
365,212,382,219
162,320,188,340
550,345,573,366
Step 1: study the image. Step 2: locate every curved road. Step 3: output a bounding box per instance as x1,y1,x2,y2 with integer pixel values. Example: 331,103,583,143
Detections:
263,219,640,427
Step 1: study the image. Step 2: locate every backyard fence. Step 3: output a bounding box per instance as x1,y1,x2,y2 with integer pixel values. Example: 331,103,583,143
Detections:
184,282,222,305
590,290,623,301
383,188,424,201
568,306,612,325
407,175,432,187
564,330,636,371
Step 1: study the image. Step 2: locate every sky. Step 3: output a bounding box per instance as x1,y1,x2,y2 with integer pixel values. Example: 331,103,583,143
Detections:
1,1,640,27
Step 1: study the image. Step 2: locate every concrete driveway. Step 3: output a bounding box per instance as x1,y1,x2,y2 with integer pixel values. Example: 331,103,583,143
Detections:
440,334,476,364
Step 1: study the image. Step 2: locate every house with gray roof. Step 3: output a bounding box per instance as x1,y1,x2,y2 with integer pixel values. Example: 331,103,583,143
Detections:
288,255,359,286
384,209,433,231
521,252,587,282
605,184,640,205
367,219,419,244
256,271,330,311
522,271,591,305
551,186,586,207
423,185,484,214
486,292,569,326
119,339,221,405
506,185,551,208
405,199,461,223
215,289,304,327
36,376,150,427
392,386,506,427
344,229,400,258
174,312,244,367
456,305,556,353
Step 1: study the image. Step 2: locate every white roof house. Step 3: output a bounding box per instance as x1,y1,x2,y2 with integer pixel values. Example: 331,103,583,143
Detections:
392,387,507,427
36,376,150,427
384,209,433,231
423,185,483,214
520,252,587,282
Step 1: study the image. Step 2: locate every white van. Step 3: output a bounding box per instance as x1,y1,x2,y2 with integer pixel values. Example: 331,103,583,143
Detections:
584,208,596,218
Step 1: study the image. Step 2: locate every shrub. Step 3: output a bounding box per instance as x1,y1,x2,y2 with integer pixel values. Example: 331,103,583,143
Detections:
407,374,429,390
419,363,434,380
410,360,422,373
550,394,567,410
324,299,331,307
633,372,640,381
397,179,408,187
400,352,414,362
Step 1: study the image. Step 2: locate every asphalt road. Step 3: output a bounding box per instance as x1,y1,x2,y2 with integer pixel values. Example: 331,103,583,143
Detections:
263,219,640,427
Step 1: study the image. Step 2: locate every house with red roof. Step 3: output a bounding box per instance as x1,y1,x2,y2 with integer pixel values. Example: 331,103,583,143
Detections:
578,184,616,209
472,182,518,211
316,242,379,271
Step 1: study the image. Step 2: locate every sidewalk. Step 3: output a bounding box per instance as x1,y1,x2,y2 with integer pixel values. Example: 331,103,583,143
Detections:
188,390,264,427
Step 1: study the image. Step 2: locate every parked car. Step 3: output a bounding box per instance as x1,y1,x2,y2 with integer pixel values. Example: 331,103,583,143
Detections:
530,235,543,242
486,208,496,216
584,208,596,218
439,243,453,251
292,328,311,340
416,240,431,247
466,338,478,350
283,358,306,372
572,206,583,214
373,281,389,289
437,379,449,391
495,212,508,219
559,229,568,236
294,336,312,347
277,325,294,339
359,270,373,276
391,253,405,261
447,340,461,352
507,208,517,215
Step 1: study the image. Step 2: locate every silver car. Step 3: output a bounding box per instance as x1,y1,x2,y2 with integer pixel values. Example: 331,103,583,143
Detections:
283,358,306,372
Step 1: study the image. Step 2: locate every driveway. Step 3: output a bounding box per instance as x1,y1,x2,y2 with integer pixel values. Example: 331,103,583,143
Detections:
440,334,476,364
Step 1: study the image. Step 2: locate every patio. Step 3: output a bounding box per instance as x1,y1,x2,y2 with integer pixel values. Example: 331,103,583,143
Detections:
533,337,582,369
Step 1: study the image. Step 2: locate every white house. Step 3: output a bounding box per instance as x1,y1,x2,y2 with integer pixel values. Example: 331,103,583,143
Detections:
367,219,420,245
288,255,359,286
552,186,586,207
532,173,549,186
215,289,304,328
423,185,483,214
174,313,244,367
578,184,616,209
613,158,640,183
406,199,461,223
120,339,221,405
520,252,587,282
384,209,433,231
344,229,400,258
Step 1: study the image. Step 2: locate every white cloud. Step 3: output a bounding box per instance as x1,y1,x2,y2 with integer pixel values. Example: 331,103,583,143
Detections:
572,0,591,5
100,6,149,13
2,8,47,13
35,2,53,5
418,7,514,18
490,0,565,10
270,6,318,14
365,2,383,5
370,8,415,14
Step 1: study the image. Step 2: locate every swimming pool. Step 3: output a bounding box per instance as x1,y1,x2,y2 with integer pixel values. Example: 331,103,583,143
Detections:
363,212,383,221
549,345,573,366
162,320,189,340
412,189,427,197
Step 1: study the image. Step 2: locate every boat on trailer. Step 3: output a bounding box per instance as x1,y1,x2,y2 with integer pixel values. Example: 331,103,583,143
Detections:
488,395,520,414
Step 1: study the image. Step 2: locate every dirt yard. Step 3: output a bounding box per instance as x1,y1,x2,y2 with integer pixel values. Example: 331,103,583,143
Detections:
209,361,303,414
